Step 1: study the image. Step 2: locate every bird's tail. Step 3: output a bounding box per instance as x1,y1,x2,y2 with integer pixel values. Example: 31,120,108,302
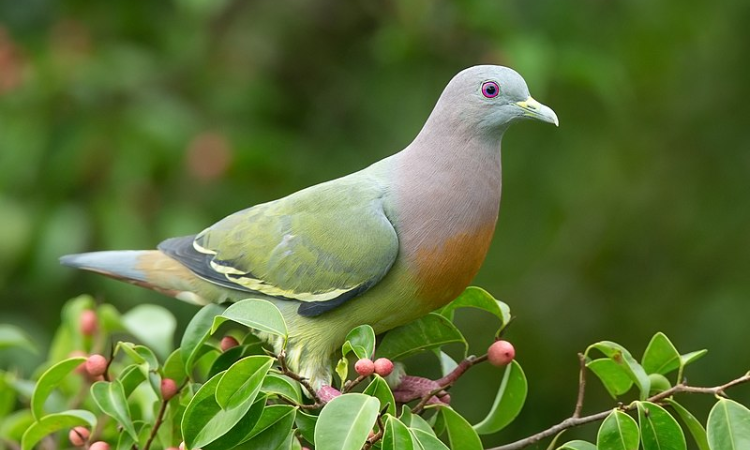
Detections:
60,250,209,304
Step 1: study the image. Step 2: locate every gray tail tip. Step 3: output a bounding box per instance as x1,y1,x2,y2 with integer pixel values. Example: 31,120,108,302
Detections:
60,253,85,268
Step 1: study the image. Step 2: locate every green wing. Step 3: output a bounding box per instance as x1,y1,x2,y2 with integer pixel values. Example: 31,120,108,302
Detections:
160,176,399,317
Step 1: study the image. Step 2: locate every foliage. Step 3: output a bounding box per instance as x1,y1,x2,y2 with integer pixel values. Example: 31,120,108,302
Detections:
1,288,748,450
1,0,749,443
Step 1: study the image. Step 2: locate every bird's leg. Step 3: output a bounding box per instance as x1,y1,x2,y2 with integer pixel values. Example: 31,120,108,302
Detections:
392,355,487,412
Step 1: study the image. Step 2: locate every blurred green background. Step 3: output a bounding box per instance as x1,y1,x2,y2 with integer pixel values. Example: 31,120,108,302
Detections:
1,0,748,446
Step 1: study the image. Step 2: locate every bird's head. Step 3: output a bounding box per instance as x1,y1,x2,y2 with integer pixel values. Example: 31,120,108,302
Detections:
436,65,558,134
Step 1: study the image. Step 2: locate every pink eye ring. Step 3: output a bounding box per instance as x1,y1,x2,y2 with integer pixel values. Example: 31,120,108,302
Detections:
481,81,500,98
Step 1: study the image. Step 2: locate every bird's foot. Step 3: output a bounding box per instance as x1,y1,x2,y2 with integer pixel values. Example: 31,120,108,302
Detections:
317,385,342,404
392,375,451,405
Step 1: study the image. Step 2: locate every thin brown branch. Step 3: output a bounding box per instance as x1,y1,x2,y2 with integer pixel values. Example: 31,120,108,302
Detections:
143,400,168,450
573,353,587,418
487,372,750,450
363,408,388,450
277,350,322,404
343,374,367,393
143,379,188,450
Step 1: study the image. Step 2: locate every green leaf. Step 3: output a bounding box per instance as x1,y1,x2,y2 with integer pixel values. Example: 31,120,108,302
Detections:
588,341,651,400
181,370,260,449
117,341,159,369
377,313,466,361
436,350,459,377
233,404,296,450
403,408,436,436
181,303,226,375
262,372,302,403
597,409,639,450
314,393,380,450
336,356,349,386
0,409,34,441
211,298,287,339
679,350,707,368
587,358,634,398
642,332,681,375
0,324,36,351
441,406,483,449
438,286,511,327
90,380,138,440
409,428,450,450
473,360,527,434
296,410,318,445
557,440,598,450
21,410,96,450
202,395,267,450
637,401,686,450
122,304,177,358
707,398,750,450
665,399,709,450
208,345,245,379
163,349,188,384
383,415,416,450
343,324,376,360
30,356,87,420
363,375,397,416
215,355,273,410
118,364,147,397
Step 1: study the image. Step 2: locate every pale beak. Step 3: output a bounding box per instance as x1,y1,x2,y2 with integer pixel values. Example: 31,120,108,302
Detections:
516,97,559,126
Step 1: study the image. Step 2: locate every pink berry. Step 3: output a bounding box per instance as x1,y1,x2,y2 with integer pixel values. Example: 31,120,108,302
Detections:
89,442,110,450
161,378,179,400
220,336,240,352
80,310,98,336
488,340,516,367
69,426,90,446
354,358,375,377
86,354,108,377
373,358,394,377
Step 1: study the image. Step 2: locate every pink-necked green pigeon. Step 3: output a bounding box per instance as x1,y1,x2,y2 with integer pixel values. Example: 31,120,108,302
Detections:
61,65,558,389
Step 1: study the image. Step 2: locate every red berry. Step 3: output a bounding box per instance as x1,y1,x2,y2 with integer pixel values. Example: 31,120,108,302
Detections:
354,358,375,377
488,340,515,367
86,354,108,377
69,426,90,446
161,378,179,400
80,310,98,336
373,358,394,377
220,336,240,352
89,442,110,450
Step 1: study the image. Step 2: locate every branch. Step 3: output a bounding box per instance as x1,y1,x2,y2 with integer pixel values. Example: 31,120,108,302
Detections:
487,372,750,450
143,378,188,450
277,350,322,406
573,353,587,418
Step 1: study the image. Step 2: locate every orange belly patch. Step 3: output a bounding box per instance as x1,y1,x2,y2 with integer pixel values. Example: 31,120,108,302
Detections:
411,223,496,308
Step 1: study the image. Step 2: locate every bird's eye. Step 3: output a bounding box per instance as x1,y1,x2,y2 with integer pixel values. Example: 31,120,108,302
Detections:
481,81,500,99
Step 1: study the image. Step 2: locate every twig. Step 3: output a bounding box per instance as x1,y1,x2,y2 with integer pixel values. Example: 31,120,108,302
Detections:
143,378,188,450
412,386,451,415
487,372,750,450
277,350,322,405
573,353,587,418
363,407,388,450
343,375,367,393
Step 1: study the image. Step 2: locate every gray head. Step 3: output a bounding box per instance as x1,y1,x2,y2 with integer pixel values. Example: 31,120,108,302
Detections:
427,65,558,136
